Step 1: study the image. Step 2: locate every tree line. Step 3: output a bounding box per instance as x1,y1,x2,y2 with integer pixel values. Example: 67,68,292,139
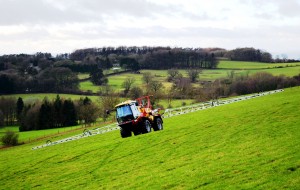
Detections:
223,47,299,63
69,46,298,65
70,47,219,69
0,96,104,131
172,71,300,101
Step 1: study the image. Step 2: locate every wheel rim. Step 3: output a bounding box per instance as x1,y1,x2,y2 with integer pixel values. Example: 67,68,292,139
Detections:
157,119,162,130
145,120,151,132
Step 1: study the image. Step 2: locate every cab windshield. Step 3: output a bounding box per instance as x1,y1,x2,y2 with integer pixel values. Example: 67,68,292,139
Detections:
116,105,134,123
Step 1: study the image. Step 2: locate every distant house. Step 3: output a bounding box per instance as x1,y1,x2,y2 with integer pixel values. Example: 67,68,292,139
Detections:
112,63,121,71
113,63,120,68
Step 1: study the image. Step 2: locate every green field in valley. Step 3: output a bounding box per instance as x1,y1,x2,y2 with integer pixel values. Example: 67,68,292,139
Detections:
0,126,86,144
77,73,90,80
99,60,300,91
79,81,101,93
248,66,300,77
1,87,299,189
2,93,102,103
218,60,300,70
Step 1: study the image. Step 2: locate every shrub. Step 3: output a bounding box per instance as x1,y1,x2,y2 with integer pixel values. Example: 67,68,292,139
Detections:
1,130,19,146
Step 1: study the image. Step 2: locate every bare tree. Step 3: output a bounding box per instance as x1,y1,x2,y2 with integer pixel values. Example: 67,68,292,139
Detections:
172,77,192,98
81,104,100,126
76,100,100,126
129,86,143,99
142,72,153,86
150,80,163,94
122,77,135,95
187,69,201,82
167,69,180,82
149,80,164,106
0,97,16,126
98,94,120,122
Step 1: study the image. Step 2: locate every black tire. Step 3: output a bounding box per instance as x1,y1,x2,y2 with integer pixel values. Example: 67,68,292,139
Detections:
133,129,142,136
142,120,151,134
120,127,132,138
153,118,163,131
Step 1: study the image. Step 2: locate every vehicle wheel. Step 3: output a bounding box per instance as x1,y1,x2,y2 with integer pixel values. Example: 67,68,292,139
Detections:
142,120,151,134
133,130,142,136
120,128,132,138
153,118,163,131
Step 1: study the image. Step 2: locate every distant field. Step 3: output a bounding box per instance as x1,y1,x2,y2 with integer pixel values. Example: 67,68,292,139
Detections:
2,93,101,103
1,87,299,189
218,60,300,69
107,73,144,91
106,70,199,90
77,73,90,80
77,61,300,92
0,126,83,143
249,66,300,77
79,81,100,93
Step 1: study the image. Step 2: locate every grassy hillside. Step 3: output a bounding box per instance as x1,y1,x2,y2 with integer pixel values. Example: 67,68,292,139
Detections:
218,60,300,70
1,87,299,189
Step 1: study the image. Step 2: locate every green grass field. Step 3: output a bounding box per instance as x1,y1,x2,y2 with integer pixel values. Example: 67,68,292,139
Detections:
0,126,85,143
2,93,102,103
249,66,300,77
1,87,299,189
79,81,101,93
76,61,300,92
77,73,90,80
218,60,300,69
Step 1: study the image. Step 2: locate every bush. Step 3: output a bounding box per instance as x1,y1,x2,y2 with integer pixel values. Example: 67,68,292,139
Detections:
1,130,19,146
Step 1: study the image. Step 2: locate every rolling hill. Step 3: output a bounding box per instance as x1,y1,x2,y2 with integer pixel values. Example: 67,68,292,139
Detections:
0,87,300,189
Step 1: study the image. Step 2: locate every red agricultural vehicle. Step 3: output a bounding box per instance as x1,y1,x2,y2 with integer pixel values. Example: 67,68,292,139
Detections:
115,96,163,138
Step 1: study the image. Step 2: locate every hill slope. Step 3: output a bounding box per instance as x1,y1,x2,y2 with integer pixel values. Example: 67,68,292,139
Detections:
1,88,300,189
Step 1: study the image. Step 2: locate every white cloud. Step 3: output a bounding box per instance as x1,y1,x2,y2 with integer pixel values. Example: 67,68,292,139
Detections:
0,0,299,59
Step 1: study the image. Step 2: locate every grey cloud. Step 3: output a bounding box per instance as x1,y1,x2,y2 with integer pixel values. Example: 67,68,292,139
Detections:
0,0,89,25
0,0,180,25
72,0,171,17
59,25,263,40
0,0,218,27
244,0,300,18
277,0,300,17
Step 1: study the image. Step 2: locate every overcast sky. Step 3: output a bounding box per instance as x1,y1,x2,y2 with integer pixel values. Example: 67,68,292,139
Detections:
0,0,299,59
